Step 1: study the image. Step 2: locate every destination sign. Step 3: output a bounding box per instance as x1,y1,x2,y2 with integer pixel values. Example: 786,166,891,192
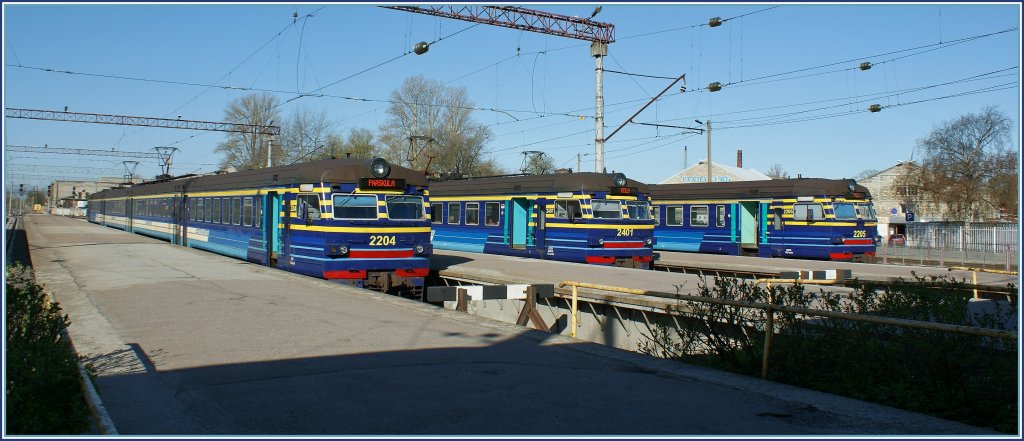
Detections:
359,178,406,191
609,186,637,196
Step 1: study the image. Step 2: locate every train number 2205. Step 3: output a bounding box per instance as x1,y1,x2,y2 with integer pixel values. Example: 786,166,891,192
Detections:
369,235,397,246
852,230,867,238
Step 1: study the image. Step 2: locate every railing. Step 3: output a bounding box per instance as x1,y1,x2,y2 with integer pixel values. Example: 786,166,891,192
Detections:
558,280,1017,379
882,222,1019,270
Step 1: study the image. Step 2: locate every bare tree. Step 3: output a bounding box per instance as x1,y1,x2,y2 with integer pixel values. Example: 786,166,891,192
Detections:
214,93,281,170
520,152,555,175
765,163,790,179
912,106,1015,222
280,105,335,164
378,76,495,175
854,169,879,181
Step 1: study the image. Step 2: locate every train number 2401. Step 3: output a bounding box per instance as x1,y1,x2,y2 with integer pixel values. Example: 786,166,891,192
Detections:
616,228,634,236
369,235,397,246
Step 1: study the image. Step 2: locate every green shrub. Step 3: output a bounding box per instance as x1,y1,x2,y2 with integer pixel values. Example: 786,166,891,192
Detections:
639,275,1019,433
5,264,91,434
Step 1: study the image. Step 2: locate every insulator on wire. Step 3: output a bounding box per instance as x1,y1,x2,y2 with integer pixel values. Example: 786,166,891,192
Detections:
868,104,882,113
859,62,872,71
413,42,430,55
707,82,722,92
708,17,722,27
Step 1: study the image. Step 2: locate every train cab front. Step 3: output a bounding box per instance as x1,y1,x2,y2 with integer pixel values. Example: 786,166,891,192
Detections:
578,176,657,269
826,199,878,262
315,158,432,294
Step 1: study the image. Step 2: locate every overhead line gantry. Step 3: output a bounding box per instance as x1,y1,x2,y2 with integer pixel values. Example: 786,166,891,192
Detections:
382,5,615,172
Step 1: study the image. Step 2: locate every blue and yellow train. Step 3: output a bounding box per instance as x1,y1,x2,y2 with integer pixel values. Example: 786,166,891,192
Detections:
649,178,878,261
87,158,433,293
428,172,657,268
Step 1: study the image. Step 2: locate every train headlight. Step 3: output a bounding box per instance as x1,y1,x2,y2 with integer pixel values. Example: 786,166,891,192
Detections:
830,236,844,245
613,173,627,187
330,245,350,255
598,238,605,245
645,237,653,246
847,179,856,192
370,158,391,178
415,244,425,254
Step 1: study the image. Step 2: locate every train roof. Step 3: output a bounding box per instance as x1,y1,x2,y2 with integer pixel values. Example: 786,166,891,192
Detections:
428,172,650,197
649,178,872,200
89,158,427,199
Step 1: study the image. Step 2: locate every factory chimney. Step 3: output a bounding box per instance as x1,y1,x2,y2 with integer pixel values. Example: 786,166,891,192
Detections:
736,149,743,168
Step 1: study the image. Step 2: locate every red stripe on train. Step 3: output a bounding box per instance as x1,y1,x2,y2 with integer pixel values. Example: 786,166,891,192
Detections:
324,270,367,279
348,249,415,258
604,242,643,248
843,239,874,245
395,268,429,277
585,256,617,264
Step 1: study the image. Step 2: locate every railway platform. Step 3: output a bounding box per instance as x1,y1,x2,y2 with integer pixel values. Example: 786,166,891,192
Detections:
21,214,999,435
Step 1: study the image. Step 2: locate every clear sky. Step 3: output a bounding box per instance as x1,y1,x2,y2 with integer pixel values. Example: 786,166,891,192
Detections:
3,2,1021,191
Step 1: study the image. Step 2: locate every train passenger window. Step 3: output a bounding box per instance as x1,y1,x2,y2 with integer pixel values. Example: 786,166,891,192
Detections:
386,196,424,220
774,209,783,230
833,203,857,220
254,198,261,227
197,199,205,222
233,197,243,225
211,198,220,223
591,200,622,219
793,203,824,221
485,202,501,226
188,200,195,221
430,203,443,224
690,206,709,227
447,202,461,225
465,202,480,225
332,194,378,219
554,200,582,220
297,194,321,221
667,206,683,226
624,201,652,220
652,206,660,225
717,206,726,227
243,198,254,226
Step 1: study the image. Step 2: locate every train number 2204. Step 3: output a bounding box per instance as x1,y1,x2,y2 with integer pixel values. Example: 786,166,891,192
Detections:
369,235,397,246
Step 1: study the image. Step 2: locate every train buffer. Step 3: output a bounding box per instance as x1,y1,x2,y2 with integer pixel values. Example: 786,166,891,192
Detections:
427,284,554,331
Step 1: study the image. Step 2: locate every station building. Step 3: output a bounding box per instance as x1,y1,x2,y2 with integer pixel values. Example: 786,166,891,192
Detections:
659,152,770,184
47,177,141,215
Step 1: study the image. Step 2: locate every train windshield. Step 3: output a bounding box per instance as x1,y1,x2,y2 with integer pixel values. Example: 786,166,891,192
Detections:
332,194,378,219
856,203,877,220
386,196,424,220
624,201,651,220
833,203,858,220
591,200,622,219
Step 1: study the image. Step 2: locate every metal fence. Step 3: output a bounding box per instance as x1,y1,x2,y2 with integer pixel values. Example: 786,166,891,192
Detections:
882,222,1019,270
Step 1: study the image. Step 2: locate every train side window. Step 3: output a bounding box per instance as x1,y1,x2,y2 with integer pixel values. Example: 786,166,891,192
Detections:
833,203,857,220
297,194,321,221
198,199,205,222
793,203,824,221
430,203,443,224
554,200,582,220
211,198,220,223
465,202,480,225
690,206,709,227
233,197,243,225
774,208,783,230
243,198,254,226
255,198,261,227
652,206,660,225
485,202,501,226
667,206,683,226
385,196,424,220
447,202,461,225
716,205,726,227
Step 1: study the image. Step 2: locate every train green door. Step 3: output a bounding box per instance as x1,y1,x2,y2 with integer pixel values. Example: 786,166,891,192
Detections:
265,192,282,266
739,201,758,253
510,198,529,249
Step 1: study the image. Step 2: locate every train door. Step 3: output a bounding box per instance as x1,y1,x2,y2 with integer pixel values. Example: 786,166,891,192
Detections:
180,196,189,246
533,201,546,251
739,201,758,255
510,198,529,249
265,192,282,266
